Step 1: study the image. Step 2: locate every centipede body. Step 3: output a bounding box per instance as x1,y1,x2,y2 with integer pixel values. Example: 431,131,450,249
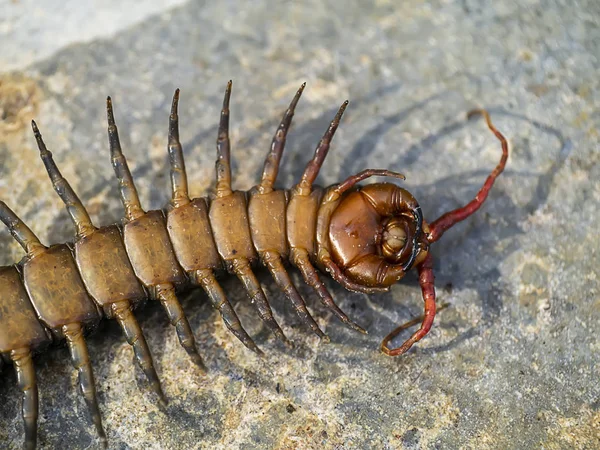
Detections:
0,81,509,449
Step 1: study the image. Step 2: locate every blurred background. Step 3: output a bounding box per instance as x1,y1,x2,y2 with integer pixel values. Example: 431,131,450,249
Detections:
0,1,598,449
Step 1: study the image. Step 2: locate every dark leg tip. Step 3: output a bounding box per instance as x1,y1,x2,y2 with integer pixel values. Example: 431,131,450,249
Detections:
191,354,208,374
154,385,168,408
245,340,265,357
311,323,330,342
159,396,168,409
277,332,294,350
346,320,368,335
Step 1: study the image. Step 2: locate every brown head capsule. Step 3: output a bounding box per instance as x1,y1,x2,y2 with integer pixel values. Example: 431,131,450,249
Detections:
320,182,427,290
308,110,508,357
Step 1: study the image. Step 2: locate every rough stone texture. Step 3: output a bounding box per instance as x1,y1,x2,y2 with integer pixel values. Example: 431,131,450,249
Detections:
0,1,598,449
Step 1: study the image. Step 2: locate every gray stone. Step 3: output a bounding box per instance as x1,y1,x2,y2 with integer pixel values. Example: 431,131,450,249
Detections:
0,0,598,449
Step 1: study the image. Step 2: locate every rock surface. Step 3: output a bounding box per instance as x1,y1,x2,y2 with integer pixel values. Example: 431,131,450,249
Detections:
0,1,598,449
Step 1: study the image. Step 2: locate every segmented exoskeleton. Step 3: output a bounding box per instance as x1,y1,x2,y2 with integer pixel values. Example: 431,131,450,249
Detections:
0,81,508,449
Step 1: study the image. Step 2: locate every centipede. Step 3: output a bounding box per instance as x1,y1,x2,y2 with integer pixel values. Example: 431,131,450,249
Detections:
0,81,509,449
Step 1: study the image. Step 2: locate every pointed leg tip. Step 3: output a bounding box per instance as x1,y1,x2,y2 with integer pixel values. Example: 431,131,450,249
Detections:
192,356,208,374
313,326,330,342
100,437,109,449
153,384,168,407
171,89,180,113
348,321,368,335
244,340,264,356
158,395,168,408
106,97,115,122
280,336,294,349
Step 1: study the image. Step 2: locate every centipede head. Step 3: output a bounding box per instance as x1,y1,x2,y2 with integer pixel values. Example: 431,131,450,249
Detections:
317,178,430,293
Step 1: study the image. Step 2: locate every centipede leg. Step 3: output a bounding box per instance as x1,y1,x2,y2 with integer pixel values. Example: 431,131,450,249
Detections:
292,249,367,334
215,81,233,198
259,82,306,192
0,201,46,256
106,97,145,221
32,121,96,238
194,269,262,355
232,258,292,348
63,323,107,448
11,347,38,450
297,100,348,193
111,300,167,406
263,251,329,341
168,89,191,208
156,284,206,372
334,169,406,196
380,253,436,356
428,109,509,243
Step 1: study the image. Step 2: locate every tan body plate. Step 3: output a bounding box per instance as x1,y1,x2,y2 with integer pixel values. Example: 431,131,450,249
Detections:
248,189,288,257
123,210,186,288
167,198,221,272
123,211,185,287
75,225,146,313
23,245,99,332
0,266,48,353
209,191,257,267
286,187,322,256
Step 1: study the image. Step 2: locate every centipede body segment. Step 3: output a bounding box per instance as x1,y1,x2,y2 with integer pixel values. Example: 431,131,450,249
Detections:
0,81,509,449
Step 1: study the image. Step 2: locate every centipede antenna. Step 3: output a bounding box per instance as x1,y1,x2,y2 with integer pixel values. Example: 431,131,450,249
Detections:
32,121,96,238
298,100,348,192
260,82,306,192
11,348,38,450
63,323,107,448
106,97,145,221
0,202,46,256
215,81,233,197
428,109,509,243
168,89,190,207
